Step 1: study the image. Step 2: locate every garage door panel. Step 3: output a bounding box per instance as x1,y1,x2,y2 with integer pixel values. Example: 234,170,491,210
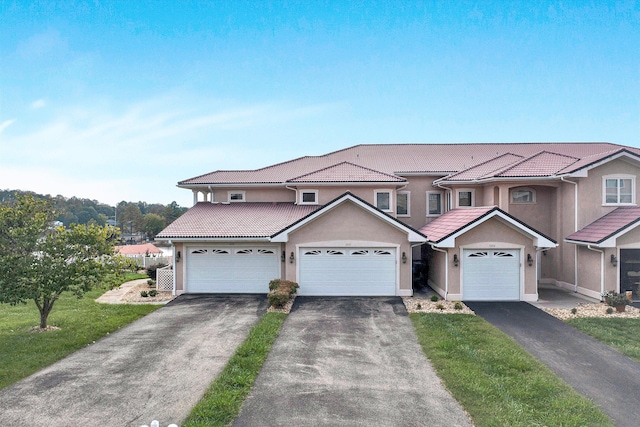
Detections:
463,249,520,301
299,247,396,296
186,246,279,293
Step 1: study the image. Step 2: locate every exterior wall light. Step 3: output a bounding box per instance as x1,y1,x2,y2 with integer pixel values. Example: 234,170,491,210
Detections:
453,254,459,267
527,254,533,266
175,251,181,263
289,252,295,263
402,252,407,264
611,254,618,267
281,250,286,262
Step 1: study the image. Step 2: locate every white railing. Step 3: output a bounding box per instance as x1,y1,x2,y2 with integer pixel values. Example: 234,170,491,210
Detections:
127,255,172,268
156,265,174,292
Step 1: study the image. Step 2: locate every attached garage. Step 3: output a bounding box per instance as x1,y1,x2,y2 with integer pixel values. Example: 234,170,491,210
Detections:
185,246,280,293
298,247,397,296
462,249,521,301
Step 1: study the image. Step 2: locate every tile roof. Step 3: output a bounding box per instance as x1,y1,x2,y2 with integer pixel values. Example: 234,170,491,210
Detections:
115,243,163,255
565,207,640,244
156,202,320,239
496,151,579,177
418,207,496,243
287,162,405,183
179,143,640,185
443,153,524,181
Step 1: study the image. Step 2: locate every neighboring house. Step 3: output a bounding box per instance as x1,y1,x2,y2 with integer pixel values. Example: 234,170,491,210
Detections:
115,243,170,268
157,143,640,301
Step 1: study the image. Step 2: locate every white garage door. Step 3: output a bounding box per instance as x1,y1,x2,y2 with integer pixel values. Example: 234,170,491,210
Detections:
298,247,396,296
185,246,279,293
462,249,520,301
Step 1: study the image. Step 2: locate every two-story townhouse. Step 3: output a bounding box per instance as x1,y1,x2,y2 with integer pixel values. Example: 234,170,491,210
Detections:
157,143,640,302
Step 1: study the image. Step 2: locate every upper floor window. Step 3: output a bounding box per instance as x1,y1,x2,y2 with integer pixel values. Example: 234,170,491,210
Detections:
397,192,410,216
228,191,245,202
375,190,392,212
300,190,318,205
427,192,443,216
603,175,635,205
456,189,474,208
511,188,536,204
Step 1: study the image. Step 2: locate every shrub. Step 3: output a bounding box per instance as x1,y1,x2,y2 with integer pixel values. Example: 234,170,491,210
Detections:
430,295,439,302
146,263,168,280
571,307,577,315
606,307,613,314
604,292,631,307
454,301,463,310
140,291,148,297
149,290,157,297
436,303,445,310
267,279,299,308
416,303,422,310
147,279,156,287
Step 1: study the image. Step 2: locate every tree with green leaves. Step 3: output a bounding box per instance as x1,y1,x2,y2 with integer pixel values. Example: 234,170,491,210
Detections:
0,195,128,329
142,213,166,238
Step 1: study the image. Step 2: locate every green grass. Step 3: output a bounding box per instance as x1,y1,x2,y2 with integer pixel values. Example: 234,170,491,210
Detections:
411,313,612,427
183,312,286,427
0,285,160,390
567,317,640,363
122,272,150,281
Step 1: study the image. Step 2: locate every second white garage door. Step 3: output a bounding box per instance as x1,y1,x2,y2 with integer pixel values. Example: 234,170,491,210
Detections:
185,246,279,293
462,249,521,301
298,247,397,296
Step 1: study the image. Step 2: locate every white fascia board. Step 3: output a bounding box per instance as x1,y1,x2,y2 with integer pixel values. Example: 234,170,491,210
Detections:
432,210,557,249
436,176,560,185
178,183,283,189
271,194,426,243
287,181,405,186
567,151,640,176
154,237,271,242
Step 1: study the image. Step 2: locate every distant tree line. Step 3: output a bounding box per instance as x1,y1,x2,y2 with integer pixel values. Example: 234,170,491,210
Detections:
0,190,187,239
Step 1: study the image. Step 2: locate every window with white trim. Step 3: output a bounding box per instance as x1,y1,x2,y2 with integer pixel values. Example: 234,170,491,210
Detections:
300,190,318,205
456,189,474,207
426,192,443,216
375,190,392,212
396,191,410,216
228,191,245,202
511,187,536,204
603,175,635,205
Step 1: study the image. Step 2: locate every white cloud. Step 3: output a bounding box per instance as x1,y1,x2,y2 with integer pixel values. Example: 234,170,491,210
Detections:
0,119,16,133
31,99,46,109
0,92,337,205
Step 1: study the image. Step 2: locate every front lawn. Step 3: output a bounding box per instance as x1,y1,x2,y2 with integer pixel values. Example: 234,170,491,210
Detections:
411,313,612,427
0,286,160,390
567,317,640,363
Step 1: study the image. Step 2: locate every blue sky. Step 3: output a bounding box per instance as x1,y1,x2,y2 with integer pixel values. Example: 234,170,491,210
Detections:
1,1,638,207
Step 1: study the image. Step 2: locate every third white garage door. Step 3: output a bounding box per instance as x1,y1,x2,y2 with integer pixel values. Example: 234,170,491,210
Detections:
298,247,397,296
462,249,521,301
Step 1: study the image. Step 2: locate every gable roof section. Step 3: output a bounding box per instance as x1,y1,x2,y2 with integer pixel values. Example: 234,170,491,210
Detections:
557,148,640,176
496,151,579,177
419,206,557,248
270,192,426,243
440,153,525,181
287,162,405,183
565,207,640,247
156,202,320,240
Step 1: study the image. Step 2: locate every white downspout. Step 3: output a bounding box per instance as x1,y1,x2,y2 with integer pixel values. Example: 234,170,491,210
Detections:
587,245,605,300
436,182,453,212
561,176,579,292
285,186,298,204
430,244,449,300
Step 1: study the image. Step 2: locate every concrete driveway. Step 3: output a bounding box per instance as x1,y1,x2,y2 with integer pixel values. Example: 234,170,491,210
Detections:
233,297,472,427
0,294,267,427
467,302,640,427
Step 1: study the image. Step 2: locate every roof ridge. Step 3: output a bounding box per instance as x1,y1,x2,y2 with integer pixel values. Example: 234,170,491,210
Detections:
287,161,405,182
494,150,580,177
438,153,524,181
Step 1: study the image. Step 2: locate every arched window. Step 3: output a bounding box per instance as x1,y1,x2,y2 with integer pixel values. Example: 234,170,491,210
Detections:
511,187,536,204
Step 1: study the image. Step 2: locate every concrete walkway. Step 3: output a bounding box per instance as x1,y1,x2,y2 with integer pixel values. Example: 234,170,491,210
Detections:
0,295,268,427
234,297,472,427
466,301,640,427
95,278,150,303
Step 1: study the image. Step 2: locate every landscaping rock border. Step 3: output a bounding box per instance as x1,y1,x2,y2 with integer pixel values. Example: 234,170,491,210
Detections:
402,297,475,315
